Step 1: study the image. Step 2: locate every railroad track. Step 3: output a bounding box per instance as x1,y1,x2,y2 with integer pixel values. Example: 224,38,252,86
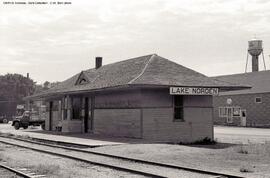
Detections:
0,163,46,178
0,135,245,178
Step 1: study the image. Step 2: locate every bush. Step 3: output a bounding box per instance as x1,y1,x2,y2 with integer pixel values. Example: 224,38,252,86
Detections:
193,137,216,145
237,145,248,154
240,165,254,173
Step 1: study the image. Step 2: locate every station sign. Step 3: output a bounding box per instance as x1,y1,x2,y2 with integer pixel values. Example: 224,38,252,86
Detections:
170,87,219,96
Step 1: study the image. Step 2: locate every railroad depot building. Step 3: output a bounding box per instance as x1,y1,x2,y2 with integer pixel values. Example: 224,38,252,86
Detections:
26,54,247,142
212,70,270,127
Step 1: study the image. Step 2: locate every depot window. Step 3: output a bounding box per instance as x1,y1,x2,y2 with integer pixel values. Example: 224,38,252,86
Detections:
219,107,227,117
255,97,262,103
173,95,184,121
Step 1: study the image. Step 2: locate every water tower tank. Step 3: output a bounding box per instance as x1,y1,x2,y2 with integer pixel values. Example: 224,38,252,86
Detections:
248,39,263,56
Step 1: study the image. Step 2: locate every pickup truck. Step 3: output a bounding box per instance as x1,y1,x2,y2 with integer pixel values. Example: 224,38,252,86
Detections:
0,115,8,123
12,111,45,130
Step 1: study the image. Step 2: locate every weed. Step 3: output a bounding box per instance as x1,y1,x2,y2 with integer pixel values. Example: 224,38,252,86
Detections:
6,133,14,137
237,145,248,154
240,165,254,173
32,164,60,175
16,134,30,139
193,137,217,145
127,149,144,155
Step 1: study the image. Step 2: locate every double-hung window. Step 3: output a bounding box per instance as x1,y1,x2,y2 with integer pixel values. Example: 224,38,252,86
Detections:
174,95,184,121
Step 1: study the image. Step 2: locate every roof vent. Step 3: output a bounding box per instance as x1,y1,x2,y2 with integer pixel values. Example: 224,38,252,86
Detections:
95,57,102,69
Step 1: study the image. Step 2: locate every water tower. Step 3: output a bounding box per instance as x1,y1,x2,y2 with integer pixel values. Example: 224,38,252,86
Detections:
245,38,266,72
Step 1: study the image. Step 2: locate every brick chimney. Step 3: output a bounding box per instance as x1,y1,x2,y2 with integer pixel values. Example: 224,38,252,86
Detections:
95,57,102,69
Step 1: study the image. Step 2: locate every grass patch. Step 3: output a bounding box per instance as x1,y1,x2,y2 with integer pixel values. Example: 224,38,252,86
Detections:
0,153,3,161
31,164,60,175
193,137,217,145
240,165,254,173
126,148,144,155
6,133,14,137
237,145,248,154
234,142,270,156
16,134,30,139
178,137,217,145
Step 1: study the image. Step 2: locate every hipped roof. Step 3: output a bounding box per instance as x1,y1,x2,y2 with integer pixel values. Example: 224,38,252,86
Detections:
26,54,250,100
211,70,270,95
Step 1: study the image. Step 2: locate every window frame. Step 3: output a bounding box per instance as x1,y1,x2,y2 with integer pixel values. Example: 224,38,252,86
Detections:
173,95,184,122
218,107,227,118
219,106,241,118
232,106,241,117
255,97,262,104
71,97,82,120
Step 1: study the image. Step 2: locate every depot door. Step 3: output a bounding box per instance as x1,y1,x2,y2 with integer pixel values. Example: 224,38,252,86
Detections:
226,107,233,124
241,109,247,126
84,97,93,133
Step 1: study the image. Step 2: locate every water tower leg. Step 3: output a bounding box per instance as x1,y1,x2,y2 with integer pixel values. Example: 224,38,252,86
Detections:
245,52,249,73
262,50,266,70
252,55,259,72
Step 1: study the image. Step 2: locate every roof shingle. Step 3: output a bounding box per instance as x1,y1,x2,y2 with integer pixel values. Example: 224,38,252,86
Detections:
28,54,249,99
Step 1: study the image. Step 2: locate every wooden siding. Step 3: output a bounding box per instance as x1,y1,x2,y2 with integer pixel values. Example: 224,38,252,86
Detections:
140,88,172,107
184,107,213,141
94,109,141,138
184,95,212,107
142,107,213,142
62,120,82,133
95,90,141,108
141,93,213,142
142,108,191,142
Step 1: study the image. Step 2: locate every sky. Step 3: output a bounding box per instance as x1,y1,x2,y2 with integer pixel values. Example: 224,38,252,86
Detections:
1,0,270,84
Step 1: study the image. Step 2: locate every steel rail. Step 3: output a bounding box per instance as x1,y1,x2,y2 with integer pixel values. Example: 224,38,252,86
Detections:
0,163,32,178
0,139,166,178
0,135,244,178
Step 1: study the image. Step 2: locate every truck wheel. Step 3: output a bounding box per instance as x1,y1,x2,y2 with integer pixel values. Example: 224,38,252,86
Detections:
23,125,28,129
41,123,45,130
14,122,20,130
3,119,8,123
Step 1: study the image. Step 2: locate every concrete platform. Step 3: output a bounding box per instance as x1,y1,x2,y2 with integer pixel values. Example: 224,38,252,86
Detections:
0,123,143,147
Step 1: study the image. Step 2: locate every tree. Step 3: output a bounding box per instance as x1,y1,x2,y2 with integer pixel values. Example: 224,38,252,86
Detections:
0,73,35,103
33,81,60,94
43,81,50,90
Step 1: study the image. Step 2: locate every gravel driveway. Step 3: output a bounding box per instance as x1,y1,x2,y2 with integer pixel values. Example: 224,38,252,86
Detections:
214,126,270,144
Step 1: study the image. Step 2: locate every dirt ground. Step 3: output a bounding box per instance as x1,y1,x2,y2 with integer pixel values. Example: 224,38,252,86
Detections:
0,143,145,178
215,126,270,144
1,124,270,177
91,142,270,178
89,126,270,178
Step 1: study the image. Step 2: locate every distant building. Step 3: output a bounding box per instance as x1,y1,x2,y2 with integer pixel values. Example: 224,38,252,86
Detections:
212,70,270,127
212,38,270,127
26,54,246,142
